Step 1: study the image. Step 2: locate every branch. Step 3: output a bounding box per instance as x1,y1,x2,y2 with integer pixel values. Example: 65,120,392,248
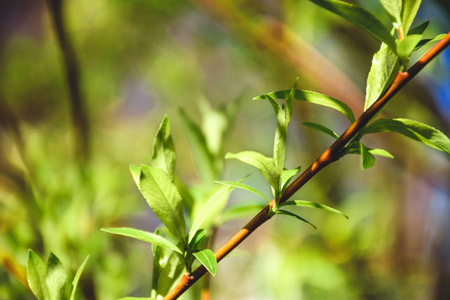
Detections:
164,32,450,300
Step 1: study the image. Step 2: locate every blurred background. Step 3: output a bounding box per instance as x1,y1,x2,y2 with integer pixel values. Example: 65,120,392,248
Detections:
0,0,449,299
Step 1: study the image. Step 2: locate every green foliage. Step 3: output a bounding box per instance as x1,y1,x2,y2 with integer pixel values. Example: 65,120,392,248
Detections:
26,250,88,300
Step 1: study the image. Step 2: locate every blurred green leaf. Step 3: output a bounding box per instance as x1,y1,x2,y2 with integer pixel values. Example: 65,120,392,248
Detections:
46,253,68,300
276,210,317,229
225,151,280,199
221,202,267,223
192,249,217,276
198,97,228,158
179,108,216,182
302,122,339,139
27,250,49,300
149,115,176,181
139,165,186,242
215,180,270,204
101,227,184,255
360,143,376,170
119,298,155,300
365,42,399,111
188,185,234,242
310,0,396,51
255,90,355,123
364,118,450,155
69,255,89,300
280,200,348,219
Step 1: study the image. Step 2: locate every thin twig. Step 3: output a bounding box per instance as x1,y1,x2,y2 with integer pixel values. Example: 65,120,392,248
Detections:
164,32,450,300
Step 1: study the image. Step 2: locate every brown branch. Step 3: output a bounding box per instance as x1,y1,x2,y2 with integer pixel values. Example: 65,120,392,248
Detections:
164,32,450,300
46,0,90,161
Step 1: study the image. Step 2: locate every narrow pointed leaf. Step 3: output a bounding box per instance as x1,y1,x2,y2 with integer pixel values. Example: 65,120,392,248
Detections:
365,42,399,111
265,95,288,173
281,167,301,192
408,21,429,35
415,34,446,51
215,180,270,204
364,118,450,155
276,210,317,229
310,0,396,51
130,165,141,186
280,200,348,219
360,143,376,170
302,122,339,139
193,249,217,276
221,202,267,223
188,229,207,251
27,250,49,300
339,142,394,159
380,0,402,22
225,151,280,196
369,148,394,158
199,96,228,157
101,227,183,255
188,185,234,242
69,255,89,300
179,108,216,182
46,253,68,300
149,115,176,180
151,229,163,298
139,165,186,242
255,90,355,123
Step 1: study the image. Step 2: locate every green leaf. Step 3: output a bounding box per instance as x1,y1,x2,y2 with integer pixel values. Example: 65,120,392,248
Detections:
192,249,217,276
281,167,301,192
280,200,348,219
380,0,402,22
151,229,164,299
221,202,267,223
365,42,399,111
369,148,394,158
225,151,280,199
266,95,288,174
46,253,68,300
408,21,429,35
130,165,141,186
139,165,186,242
149,115,176,180
401,0,422,34
310,0,396,51
188,229,207,251
215,180,270,204
188,185,235,242
339,141,394,159
360,143,376,170
101,227,184,255
415,34,446,51
198,96,228,157
119,298,155,300
255,90,355,123
364,118,450,155
69,256,89,300
179,108,217,182
396,34,422,68
27,250,49,300
302,122,339,139
276,210,317,229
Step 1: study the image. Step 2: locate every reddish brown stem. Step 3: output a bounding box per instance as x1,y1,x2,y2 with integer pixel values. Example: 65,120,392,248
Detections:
164,32,450,300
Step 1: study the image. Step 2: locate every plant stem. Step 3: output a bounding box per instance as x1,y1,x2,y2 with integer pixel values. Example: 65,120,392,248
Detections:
164,32,450,300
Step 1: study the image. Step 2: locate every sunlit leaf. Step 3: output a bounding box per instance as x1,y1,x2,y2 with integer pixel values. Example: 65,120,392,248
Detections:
364,118,450,155
151,229,164,299
225,151,280,199
302,122,339,139
101,227,184,255
402,0,422,34
198,96,228,157
149,115,176,180
139,165,186,242
192,249,217,276
221,202,267,223
281,167,301,192
339,141,394,160
27,250,49,300
276,210,317,229
188,229,206,251
310,0,396,51
365,42,399,111
255,90,355,123
396,34,422,68
380,0,401,22
70,256,89,300
46,253,68,300
265,95,288,174
369,148,394,158
130,165,141,186
215,180,270,204
280,200,348,219
188,185,234,242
